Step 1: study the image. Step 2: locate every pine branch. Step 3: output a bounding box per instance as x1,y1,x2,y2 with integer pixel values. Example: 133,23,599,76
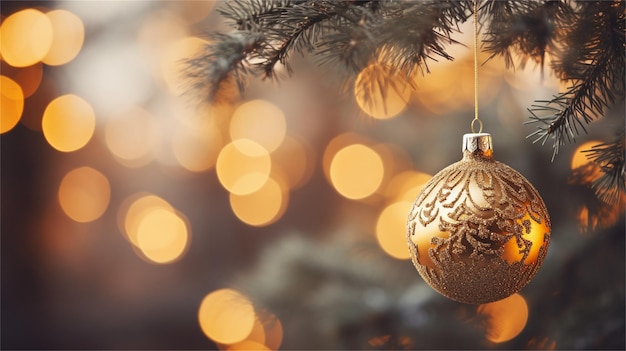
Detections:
184,0,625,207
258,1,362,78
583,131,626,206
483,0,571,70
373,1,471,74
185,0,473,101
184,31,264,101
219,0,301,30
525,1,625,161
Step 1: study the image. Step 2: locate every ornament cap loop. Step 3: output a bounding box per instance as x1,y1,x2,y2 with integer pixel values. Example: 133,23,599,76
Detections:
463,133,493,157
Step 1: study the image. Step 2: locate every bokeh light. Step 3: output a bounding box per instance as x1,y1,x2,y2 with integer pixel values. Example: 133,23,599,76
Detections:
2,63,43,98
122,194,174,246
412,52,501,115
354,63,411,119
171,115,222,172
226,340,269,351
42,9,85,66
230,100,287,153
137,10,188,78
218,310,283,350
216,139,272,195
58,167,111,223
105,106,160,168
0,9,53,67
229,177,288,227
385,170,432,202
330,143,384,200
323,132,370,183
3,2,619,349
239,317,267,347
198,289,256,345
376,201,412,259
571,140,602,170
0,75,24,133
42,94,96,152
166,0,216,23
477,293,529,343
259,312,283,351
161,36,207,95
120,193,190,264
136,208,190,264
270,136,315,189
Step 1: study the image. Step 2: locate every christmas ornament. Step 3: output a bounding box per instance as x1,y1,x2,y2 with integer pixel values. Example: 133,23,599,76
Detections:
406,133,551,304
405,0,551,304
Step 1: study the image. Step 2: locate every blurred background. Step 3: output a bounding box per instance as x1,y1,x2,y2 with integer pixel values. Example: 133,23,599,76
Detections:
1,1,624,350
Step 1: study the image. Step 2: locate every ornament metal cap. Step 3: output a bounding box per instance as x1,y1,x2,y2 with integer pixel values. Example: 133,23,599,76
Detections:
462,133,493,157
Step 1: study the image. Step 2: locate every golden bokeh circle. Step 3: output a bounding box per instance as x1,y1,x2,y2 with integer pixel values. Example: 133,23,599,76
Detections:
198,289,256,345
42,94,96,152
58,167,111,223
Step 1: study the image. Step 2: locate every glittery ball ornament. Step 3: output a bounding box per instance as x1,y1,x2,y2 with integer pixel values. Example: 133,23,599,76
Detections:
407,133,550,304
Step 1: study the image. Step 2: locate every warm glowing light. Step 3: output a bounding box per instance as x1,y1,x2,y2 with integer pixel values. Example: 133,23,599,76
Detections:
570,140,602,170
230,177,288,226
42,10,84,66
123,194,174,246
162,36,207,95
58,167,111,223
172,116,222,172
330,143,384,200
0,76,24,133
376,201,413,259
477,293,529,343
226,341,270,351
136,208,189,264
385,170,432,202
121,194,190,264
198,289,256,345
230,100,287,153
259,312,283,351
218,311,283,350
354,63,411,119
322,132,369,183
216,139,271,195
503,211,550,265
576,193,625,234
271,136,314,189
137,10,188,82
0,9,53,67
168,0,216,23
42,94,96,152
242,317,267,346
105,106,159,167
412,52,501,115
2,63,43,98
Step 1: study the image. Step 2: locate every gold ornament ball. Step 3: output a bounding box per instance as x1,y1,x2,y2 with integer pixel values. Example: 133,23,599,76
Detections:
406,133,551,304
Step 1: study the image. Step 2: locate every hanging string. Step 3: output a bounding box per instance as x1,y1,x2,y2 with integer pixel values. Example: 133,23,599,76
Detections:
471,0,483,134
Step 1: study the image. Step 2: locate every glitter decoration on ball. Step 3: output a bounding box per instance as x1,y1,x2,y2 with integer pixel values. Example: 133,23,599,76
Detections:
406,133,551,304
